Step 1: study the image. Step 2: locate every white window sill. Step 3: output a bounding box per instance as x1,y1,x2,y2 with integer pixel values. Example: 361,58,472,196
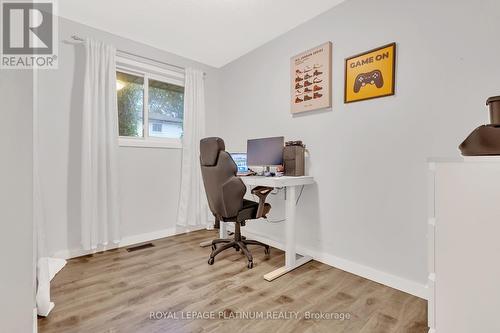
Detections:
119,137,182,149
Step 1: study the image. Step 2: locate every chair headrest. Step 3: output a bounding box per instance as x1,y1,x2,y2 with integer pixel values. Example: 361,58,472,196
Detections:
200,137,226,166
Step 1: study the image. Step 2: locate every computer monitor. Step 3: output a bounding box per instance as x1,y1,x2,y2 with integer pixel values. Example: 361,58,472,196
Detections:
247,136,284,167
230,153,248,172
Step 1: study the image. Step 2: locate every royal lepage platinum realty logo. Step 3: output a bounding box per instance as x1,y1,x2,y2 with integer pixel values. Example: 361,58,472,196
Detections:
1,0,58,69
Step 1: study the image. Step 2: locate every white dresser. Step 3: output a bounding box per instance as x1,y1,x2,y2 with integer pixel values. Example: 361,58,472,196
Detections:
428,158,500,333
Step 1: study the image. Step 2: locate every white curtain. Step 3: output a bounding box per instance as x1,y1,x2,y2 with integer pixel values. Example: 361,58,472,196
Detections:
35,165,66,317
81,38,120,250
34,69,66,317
177,68,208,227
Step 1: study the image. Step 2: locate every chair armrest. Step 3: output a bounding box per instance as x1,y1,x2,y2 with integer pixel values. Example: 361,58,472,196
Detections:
251,186,273,219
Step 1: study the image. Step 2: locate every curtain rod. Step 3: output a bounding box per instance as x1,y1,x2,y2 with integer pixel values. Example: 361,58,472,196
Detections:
70,35,206,76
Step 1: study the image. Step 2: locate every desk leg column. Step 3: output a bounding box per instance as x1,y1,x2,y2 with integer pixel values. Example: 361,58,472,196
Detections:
199,217,227,247
219,221,228,239
264,185,312,281
285,186,297,267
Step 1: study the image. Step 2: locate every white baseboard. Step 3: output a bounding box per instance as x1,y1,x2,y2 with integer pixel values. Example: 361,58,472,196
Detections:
52,226,206,260
119,227,178,247
239,227,428,300
33,307,37,333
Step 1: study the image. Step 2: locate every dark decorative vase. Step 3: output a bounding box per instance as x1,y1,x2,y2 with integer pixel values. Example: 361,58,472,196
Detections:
459,96,500,156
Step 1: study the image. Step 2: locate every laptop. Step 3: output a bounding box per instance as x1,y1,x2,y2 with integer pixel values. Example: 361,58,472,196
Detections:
230,153,254,176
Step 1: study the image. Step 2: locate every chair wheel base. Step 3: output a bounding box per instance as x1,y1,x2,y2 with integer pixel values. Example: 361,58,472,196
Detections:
207,237,269,269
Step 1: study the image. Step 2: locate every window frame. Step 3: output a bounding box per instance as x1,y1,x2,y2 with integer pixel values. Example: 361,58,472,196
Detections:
116,56,185,149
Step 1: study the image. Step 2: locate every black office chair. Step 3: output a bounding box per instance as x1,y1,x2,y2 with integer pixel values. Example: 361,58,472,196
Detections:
200,137,272,269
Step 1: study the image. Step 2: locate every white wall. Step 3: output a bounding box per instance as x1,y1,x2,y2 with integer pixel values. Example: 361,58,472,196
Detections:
217,0,500,291
0,71,34,332
38,17,220,256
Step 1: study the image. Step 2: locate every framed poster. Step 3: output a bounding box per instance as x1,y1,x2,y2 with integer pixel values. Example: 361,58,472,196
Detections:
290,42,332,114
344,42,396,103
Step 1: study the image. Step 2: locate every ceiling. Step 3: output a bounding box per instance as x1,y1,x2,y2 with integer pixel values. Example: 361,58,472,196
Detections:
59,0,345,68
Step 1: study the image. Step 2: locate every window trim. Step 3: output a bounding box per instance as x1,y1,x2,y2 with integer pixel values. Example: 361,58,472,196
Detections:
116,56,184,149
118,137,182,149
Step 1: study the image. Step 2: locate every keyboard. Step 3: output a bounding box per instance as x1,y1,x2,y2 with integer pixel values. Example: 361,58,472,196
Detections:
237,171,256,177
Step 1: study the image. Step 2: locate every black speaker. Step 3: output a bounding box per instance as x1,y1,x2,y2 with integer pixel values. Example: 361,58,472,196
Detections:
283,143,305,176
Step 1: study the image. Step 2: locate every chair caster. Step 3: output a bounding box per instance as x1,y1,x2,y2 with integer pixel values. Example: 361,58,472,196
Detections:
235,245,240,251
211,244,217,251
247,261,253,269
208,257,215,265
264,246,270,255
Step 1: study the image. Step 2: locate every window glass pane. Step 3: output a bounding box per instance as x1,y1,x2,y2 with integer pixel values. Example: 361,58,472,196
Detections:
117,72,144,137
148,79,184,138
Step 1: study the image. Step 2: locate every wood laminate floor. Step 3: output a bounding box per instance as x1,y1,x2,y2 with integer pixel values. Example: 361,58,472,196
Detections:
38,230,427,333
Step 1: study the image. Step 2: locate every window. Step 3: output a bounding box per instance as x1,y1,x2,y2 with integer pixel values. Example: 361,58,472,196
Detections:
151,123,162,133
117,72,144,137
116,57,185,148
148,79,184,138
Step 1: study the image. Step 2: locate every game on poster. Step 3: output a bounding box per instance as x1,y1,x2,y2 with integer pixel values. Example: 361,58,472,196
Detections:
345,43,396,103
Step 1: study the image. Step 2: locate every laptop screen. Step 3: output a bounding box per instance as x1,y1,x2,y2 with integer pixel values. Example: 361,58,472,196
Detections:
230,153,248,172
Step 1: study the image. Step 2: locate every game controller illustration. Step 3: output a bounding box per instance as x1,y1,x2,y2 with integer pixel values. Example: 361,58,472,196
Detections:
353,70,384,93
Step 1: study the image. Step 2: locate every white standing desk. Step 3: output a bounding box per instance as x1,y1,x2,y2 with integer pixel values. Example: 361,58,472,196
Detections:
233,175,315,281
